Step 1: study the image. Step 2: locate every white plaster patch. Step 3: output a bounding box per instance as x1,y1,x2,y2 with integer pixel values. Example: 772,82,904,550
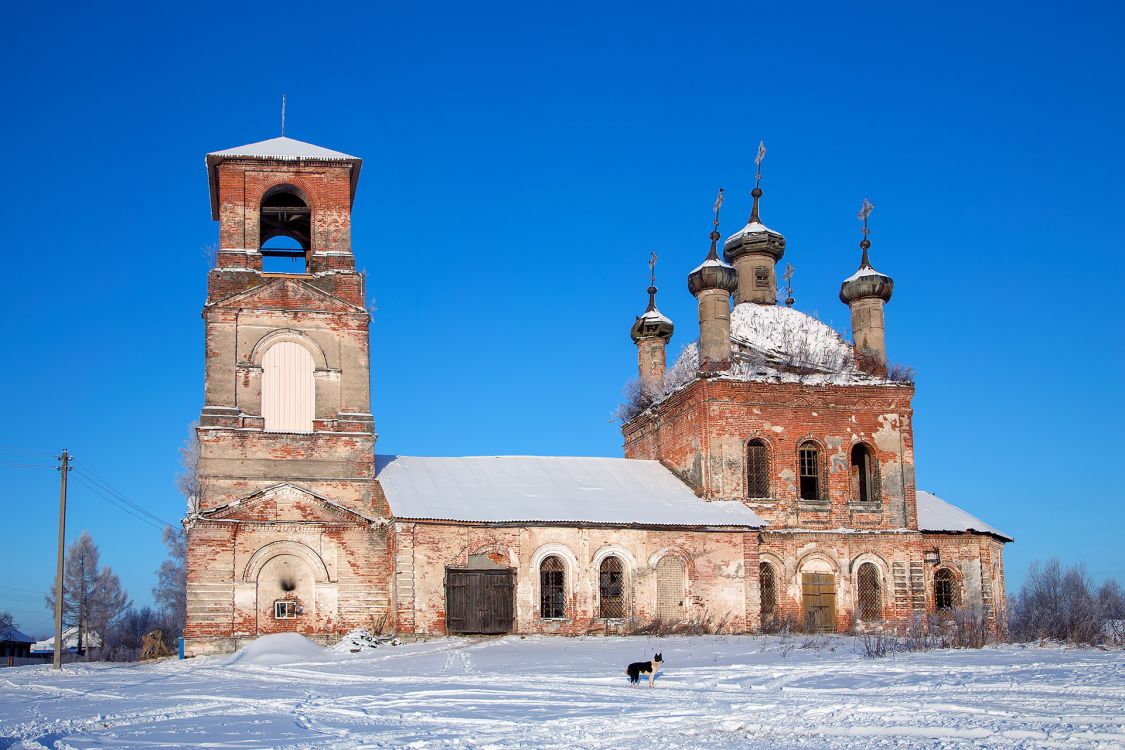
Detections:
873,414,901,452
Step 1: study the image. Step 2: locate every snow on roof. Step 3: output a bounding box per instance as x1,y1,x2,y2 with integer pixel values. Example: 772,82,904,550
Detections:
639,308,673,326
207,136,359,161
375,455,765,528
664,303,891,388
689,256,735,274
0,622,32,644
31,626,101,653
842,265,888,283
725,220,777,242
916,490,1012,541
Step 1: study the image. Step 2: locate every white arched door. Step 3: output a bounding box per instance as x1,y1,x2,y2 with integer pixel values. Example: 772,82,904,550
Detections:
262,341,315,433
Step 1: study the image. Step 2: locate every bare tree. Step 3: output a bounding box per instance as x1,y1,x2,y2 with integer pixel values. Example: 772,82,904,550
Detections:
153,526,186,638
44,531,130,655
1009,557,1121,645
177,421,200,516
0,610,13,635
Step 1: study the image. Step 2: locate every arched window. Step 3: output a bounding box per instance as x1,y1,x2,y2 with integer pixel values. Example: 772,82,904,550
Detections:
798,441,822,501
655,555,686,622
599,557,625,619
851,444,878,503
262,341,315,433
746,439,770,498
857,562,881,622
260,187,310,274
539,555,566,619
934,569,960,611
759,561,777,619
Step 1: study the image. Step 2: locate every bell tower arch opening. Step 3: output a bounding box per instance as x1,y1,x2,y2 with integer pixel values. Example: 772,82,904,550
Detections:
260,185,310,274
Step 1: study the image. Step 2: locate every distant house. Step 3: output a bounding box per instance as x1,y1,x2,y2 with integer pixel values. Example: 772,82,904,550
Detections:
30,627,101,656
0,621,33,660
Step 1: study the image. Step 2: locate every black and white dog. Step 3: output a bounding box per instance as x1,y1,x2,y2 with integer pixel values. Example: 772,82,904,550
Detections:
625,653,663,687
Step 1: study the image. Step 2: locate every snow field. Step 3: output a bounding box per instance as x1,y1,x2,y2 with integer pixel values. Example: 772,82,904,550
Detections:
1,634,1123,749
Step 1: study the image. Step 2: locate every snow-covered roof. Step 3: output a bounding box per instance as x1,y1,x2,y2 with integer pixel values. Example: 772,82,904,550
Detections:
689,256,735,274
842,265,888,283
375,455,765,528
206,136,362,219
725,220,777,242
0,622,32,644
638,308,673,326
31,626,101,653
663,303,893,388
208,136,359,162
916,490,1012,541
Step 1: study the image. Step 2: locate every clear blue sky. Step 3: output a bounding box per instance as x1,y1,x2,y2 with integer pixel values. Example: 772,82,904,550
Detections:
2,1,1122,636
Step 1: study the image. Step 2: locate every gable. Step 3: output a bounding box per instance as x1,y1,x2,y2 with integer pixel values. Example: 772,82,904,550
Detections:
207,277,365,315
200,484,374,524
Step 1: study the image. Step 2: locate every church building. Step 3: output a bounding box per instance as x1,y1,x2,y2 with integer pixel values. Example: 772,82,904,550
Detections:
183,136,1010,656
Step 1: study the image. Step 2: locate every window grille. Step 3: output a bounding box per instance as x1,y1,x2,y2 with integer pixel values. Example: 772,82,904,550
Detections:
599,557,625,619
747,440,770,498
759,561,777,618
799,443,821,501
851,444,879,503
857,563,881,621
274,600,298,619
754,266,770,289
934,569,959,610
540,555,566,619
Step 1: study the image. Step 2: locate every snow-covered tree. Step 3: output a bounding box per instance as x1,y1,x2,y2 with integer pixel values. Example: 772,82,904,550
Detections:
44,531,130,655
177,421,200,516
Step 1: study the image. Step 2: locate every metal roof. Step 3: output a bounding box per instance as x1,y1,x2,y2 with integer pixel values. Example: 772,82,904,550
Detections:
205,136,363,220
375,455,766,528
917,490,1012,541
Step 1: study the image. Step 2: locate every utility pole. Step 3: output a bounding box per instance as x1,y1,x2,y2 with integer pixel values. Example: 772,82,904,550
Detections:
53,449,70,670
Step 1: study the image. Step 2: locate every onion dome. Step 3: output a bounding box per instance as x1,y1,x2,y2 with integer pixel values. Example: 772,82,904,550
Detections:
839,237,894,303
723,185,786,264
688,189,739,296
630,285,675,342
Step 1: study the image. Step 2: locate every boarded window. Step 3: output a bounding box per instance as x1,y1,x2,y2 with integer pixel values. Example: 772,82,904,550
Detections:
746,439,770,498
934,569,959,610
759,561,777,618
799,442,821,501
857,562,881,621
754,265,770,289
656,556,686,622
262,341,315,433
540,556,566,619
851,444,878,503
599,557,625,619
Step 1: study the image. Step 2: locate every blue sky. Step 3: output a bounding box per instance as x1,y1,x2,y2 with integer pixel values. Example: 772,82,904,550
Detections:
1,1,1122,635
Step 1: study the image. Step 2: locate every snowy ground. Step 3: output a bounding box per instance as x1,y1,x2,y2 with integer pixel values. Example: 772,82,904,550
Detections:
1,634,1123,749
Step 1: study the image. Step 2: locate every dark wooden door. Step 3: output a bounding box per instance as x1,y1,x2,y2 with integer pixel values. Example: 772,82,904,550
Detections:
802,572,836,632
446,568,515,634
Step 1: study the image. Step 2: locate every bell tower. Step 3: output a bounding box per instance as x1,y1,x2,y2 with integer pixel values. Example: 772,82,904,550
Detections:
185,136,389,656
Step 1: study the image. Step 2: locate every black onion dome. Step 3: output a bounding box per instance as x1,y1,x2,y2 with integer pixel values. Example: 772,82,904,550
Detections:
688,230,739,296
631,286,675,342
839,240,894,303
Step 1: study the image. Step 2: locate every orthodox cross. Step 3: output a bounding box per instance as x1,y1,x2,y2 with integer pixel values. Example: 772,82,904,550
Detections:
782,262,795,307
754,140,766,189
281,94,287,137
713,188,725,228
648,251,658,287
858,197,874,239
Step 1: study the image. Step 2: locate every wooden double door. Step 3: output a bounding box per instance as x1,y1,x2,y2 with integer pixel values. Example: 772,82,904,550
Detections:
446,568,516,634
802,572,837,632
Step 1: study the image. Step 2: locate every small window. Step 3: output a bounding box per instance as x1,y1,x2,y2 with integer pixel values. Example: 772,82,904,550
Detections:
746,439,770,498
599,557,625,619
857,562,881,622
759,561,777,618
934,569,959,610
799,442,821,501
851,443,878,503
274,600,298,619
540,556,566,619
753,266,770,289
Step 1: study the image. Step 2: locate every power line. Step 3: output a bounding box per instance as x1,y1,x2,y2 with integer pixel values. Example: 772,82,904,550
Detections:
70,475,171,532
0,462,57,469
71,460,177,530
